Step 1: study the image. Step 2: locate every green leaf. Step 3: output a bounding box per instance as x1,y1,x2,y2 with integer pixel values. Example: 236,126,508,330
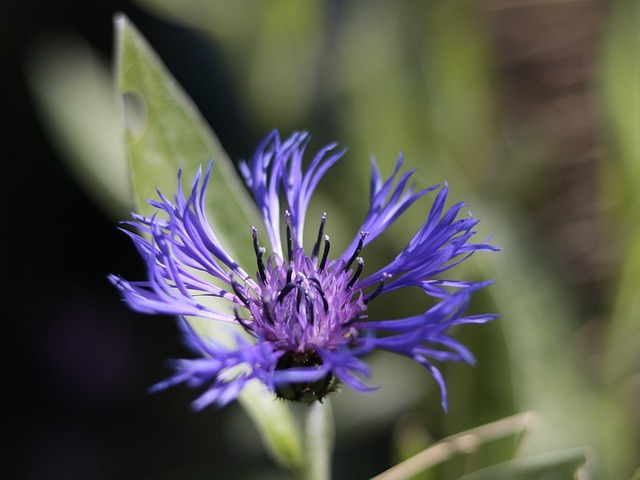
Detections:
115,13,256,229
113,13,304,473
457,447,589,480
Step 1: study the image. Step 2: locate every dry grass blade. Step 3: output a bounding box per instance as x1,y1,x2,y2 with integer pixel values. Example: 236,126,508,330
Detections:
370,411,539,480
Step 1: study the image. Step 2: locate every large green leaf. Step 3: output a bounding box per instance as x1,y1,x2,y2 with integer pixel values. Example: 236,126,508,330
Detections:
114,13,304,473
115,14,256,229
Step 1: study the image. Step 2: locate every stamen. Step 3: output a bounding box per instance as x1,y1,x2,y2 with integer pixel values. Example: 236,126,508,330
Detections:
278,282,296,303
231,281,249,306
234,307,254,333
311,213,327,261
295,275,306,311
302,288,317,325
320,291,329,312
344,231,368,271
318,235,331,272
308,302,315,325
296,286,303,311
285,211,293,263
364,273,390,305
346,257,364,290
263,299,276,325
252,227,267,283
309,277,329,312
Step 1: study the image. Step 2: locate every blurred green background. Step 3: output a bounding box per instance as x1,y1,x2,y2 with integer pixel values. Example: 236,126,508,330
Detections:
8,0,639,478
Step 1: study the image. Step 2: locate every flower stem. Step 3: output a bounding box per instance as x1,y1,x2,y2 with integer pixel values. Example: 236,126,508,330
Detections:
295,400,335,480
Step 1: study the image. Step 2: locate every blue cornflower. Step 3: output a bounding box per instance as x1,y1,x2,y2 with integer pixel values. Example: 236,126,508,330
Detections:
110,131,498,410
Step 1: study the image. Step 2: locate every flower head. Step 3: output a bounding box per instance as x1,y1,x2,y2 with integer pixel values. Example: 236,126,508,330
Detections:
110,131,498,410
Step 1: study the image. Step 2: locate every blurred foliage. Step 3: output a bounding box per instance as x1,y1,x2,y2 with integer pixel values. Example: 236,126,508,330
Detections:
29,0,640,478
26,35,131,218
600,0,640,393
457,447,590,480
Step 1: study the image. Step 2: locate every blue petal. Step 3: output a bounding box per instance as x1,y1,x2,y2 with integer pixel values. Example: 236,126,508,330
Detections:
341,155,439,263
151,319,280,409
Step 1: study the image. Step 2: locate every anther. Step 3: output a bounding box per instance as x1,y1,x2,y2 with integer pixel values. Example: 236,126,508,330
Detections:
278,282,297,303
344,231,368,272
318,235,331,272
364,273,390,305
263,299,276,325
308,277,322,290
320,291,329,312
234,307,254,333
309,278,329,312
296,286,304,311
346,257,364,290
311,213,327,261
231,281,249,306
285,211,293,264
252,227,267,283
308,304,315,326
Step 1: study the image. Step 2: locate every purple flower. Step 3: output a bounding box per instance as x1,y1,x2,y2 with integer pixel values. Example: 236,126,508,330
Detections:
110,131,498,410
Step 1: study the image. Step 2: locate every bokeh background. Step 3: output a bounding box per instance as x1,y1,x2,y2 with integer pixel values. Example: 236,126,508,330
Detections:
6,0,639,478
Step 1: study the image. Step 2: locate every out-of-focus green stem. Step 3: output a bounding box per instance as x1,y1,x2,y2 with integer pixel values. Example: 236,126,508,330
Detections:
292,400,334,480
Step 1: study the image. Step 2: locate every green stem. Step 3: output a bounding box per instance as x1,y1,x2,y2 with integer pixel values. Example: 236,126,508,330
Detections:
293,400,335,480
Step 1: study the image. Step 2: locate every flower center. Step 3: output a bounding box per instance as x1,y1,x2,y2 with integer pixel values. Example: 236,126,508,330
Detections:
235,214,375,402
